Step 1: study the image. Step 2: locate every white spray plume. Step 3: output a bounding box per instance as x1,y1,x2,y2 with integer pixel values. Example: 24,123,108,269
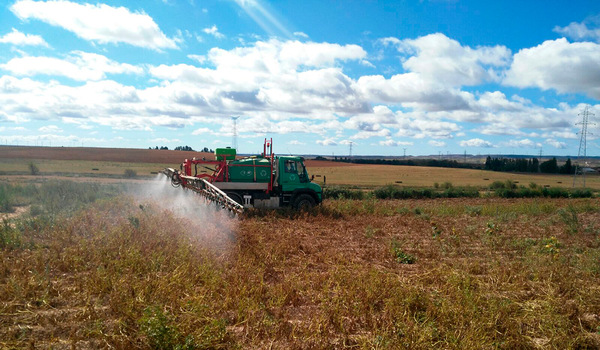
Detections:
128,174,238,252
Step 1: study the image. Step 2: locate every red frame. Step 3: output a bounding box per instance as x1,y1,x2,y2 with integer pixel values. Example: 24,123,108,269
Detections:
180,138,275,193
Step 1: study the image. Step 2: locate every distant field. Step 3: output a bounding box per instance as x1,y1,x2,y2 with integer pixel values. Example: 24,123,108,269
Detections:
309,164,600,189
0,145,212,163
1,146,598,189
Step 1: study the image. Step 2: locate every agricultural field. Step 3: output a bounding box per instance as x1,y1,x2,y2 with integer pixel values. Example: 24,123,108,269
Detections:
1,147,600,348
1,178,600,349
2,145,599,190
308,163,600,190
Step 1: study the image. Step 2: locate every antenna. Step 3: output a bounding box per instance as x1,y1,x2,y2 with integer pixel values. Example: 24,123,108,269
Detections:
349,141,353,158
231,116,239,151
573,106,595,188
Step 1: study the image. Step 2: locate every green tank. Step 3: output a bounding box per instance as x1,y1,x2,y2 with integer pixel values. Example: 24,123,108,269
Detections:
215,147,236,161
228,157,272,182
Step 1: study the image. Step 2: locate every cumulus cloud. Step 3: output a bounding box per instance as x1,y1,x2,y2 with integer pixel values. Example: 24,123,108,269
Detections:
38,125,62,132
502,139,542,149
504,38,600,99
428,140,446,147
317,138,337,146
203,25,224,39
1,51,143,81
10,0,177,50
0,28,48,46
288,140,305,145
545,138,567,149
554,17,600,42
379,139,413,147
459,138,493,148
395,33,511,86
192,127,213,135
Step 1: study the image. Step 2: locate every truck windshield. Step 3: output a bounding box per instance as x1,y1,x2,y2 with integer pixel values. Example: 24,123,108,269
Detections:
297,161,308,183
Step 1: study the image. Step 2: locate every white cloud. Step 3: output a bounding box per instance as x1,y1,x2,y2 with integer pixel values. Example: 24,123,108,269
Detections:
459,138,493,148
317,138,337,146
395,33,511,86
187,54,207,64
1,51,143,81
379,139,413,147
350,129,391,140
542,131,578,139
288,140,306,145
554,18,600,42
10,0,177,50
504,38,600,99
192,127,213,135
203,25,224,39
0,28,48,46
150,137,181,143
545,139,567,149
38,125,62,132
293,32,308,38
502,139,542,149
428,140,446,147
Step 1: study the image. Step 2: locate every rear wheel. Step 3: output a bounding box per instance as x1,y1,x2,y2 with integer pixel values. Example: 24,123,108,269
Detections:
225,192,243,206
293,194,315,210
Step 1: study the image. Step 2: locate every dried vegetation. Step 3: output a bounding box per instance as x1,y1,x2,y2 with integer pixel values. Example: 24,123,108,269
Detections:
1,181,600,349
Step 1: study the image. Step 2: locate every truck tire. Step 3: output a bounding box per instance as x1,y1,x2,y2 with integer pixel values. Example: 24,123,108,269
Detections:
293,194,315,210
225,192,243,206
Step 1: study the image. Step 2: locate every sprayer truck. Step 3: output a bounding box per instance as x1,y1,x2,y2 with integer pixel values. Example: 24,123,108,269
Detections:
162,138,322,214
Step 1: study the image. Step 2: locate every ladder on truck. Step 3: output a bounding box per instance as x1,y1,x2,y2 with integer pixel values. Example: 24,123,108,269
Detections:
162,168,244,214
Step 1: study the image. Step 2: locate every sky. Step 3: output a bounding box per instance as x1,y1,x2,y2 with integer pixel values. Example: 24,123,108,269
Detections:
0,0,599,157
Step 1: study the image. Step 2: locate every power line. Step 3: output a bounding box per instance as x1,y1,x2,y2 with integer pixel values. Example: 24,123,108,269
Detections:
573,106,595,188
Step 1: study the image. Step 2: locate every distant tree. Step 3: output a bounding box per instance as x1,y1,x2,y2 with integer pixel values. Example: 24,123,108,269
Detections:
559,158,573,174
539,157,559,173
160,146,169,150
527,158,539,173
174,145,194,151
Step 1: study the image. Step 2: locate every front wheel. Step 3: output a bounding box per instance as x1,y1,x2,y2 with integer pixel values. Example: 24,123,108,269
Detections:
293,194,315,210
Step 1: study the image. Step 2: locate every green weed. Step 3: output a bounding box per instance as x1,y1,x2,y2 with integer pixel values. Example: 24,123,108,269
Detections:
558,205,580,235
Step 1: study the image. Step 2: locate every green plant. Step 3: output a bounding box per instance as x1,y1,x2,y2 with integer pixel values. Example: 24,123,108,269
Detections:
28,162,40,175
139,306,196,350
364,225,379,238
540,236,560,257
124,169,137,178
465,206,482,216
558,205,580,235
431,221,442,238
484,221,498,235
391,239,416,264
0,184,15,213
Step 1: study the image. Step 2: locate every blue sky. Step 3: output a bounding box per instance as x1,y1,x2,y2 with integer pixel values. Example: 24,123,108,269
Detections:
0,0,599,156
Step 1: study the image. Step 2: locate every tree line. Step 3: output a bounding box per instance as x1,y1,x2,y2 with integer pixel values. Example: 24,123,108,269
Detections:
148,146,214,152
484,156,574,174
322,155,576,174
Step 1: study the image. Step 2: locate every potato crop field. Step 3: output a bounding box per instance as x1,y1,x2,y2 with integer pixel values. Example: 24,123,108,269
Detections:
1,176,600,349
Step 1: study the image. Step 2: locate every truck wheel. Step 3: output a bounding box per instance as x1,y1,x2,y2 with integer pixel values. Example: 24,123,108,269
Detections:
294,194,315,210
225,192,243,206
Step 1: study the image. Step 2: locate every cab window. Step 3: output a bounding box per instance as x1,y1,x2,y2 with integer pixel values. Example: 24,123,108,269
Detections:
284,160,297,173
